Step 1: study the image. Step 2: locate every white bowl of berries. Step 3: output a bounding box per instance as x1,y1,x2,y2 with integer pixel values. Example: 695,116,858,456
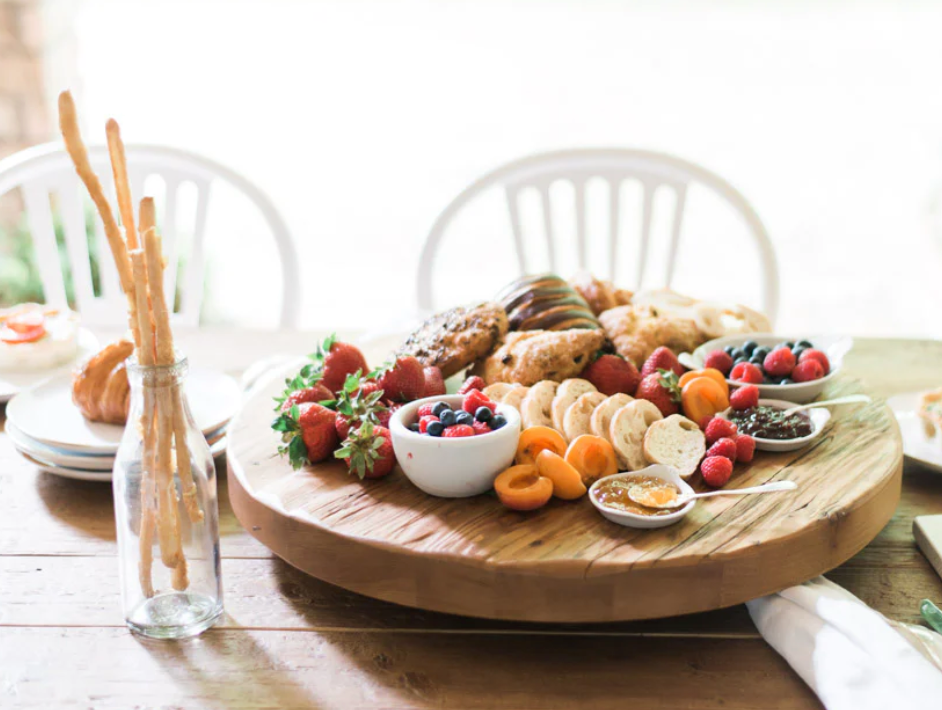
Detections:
683,334,853,404
389,392,521,498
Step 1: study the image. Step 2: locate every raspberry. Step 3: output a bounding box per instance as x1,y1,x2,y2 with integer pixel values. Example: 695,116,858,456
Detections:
735,434,756,463
703,350,734,376
729,384,759,411
706,437,738,462
730,362,763,384
418,415,439,433
798,348,830,374
763,347,796,377
472,420,491,435
699,415,714,431
443,424,475,437
792,359,824,383
701,456,733,488
463,389,494,415
417,403,436,418
705,417,738,444
457,376,486,395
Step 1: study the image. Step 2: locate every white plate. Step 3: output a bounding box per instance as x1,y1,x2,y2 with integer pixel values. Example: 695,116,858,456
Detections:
888,392,942,474
6,368,240,454
720,398,831,453
0,328,99,403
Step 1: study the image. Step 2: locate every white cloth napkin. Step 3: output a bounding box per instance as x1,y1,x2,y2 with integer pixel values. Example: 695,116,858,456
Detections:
747,577,942,710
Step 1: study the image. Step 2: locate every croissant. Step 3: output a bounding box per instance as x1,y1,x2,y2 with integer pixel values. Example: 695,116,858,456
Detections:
72,339,133,424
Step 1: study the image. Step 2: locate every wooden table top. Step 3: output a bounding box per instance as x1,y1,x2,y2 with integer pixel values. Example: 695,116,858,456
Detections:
2,330,941,710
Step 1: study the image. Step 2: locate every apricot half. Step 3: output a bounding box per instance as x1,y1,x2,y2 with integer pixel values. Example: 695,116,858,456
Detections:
516,426,567,466
494,465,554,511
679,368,729,396
681,376,730,424
565,434,618,484
535,450,587,500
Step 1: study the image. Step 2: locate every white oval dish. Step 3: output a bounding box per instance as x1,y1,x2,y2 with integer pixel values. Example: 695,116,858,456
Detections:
720,398,831,452
681,334,853,404
589,465,696,529
389,394,521,498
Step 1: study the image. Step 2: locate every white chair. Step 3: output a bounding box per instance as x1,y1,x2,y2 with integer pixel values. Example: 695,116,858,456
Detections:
418,148,779,324
0,142,300,327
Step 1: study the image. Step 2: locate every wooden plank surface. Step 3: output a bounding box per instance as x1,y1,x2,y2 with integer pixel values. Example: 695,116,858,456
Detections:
2,332,941,710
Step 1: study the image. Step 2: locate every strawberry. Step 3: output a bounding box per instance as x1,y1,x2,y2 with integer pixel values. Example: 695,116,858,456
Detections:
735,434,756,463
463,389,495,415
457,376,486,394
376,403,398,429
763,347,795,378
273,402,339,470
699,415,714,431
422,366,446,397
472,420,491,435
705,417,738,444
798,349,830,375
417,403,437,418
706,437,738,462
635,371,681,417
729,384,760,411
641,347,685,379
700,456,733,488
280,383,334,412
378,356,426,402
582,354,641,396
703,350,734,376
419,415,439,433
730,362,763,384
336,422,396,479
792,359,824,383
333,371,388,440
443,424,475,438
318,336,369,393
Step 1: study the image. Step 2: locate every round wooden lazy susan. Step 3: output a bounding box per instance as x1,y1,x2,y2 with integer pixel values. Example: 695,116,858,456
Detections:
228,364,903,623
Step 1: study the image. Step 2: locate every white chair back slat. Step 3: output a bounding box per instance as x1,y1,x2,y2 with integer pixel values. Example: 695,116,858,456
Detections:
574,179,588,271
504,185,527,275
160,176,181,313
607,179,621,282
21,183,68,309
53,178,96,312
178,180,212,326
538,183,557,274
664,184,688,287
636,183,655,290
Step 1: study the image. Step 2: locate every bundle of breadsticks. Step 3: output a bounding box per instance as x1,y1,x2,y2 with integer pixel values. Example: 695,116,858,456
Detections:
58,91,203,598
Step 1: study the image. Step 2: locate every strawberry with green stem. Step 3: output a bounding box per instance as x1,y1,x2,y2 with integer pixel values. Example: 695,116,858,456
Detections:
335,421,396,479
272,402,339,470
334,370,389,439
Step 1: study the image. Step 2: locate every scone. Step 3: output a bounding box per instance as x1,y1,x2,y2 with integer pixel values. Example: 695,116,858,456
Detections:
470,329,605,385
521,380,558,429
589,393,634,440
608,400,664,471
642,414,705,479
398,302,508,378
598,304,701,367
551,378,597,433
562,392,607,442
570,271,621,316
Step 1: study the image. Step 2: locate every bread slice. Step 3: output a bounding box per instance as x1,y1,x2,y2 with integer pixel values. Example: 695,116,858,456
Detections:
521,380,558,429
642,414,706,479
500,385,529,416
590,393,634,442
483,383,515,401
551,378,597,433
608,400,664,471
562,392,607,442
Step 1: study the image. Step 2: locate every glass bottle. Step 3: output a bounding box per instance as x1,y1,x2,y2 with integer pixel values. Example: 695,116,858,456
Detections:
113,355,223,638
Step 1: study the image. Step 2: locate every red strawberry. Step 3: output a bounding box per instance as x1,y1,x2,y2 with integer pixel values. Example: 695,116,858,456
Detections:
321,340,369,393
703,350,734,376
792,359,824,383
336,422,396,479
457,376,486,394
419,415,439,433
275,402,339,469
763,347,796,378
417,403,436,418
443,424,475,438
355,380,382,399
729,384,760,411
735,434,756,463
700,456,733,488
378,356,426,402
641,347,685,379
422,366,446,397
699,415,714,431
280,383,334,411
335,413,355,440
730,362,764,384
376,403,398,429
472,420,491,435
798,349,830,375
635,371,681,417
463,389,495,415
706,437,738,462
705,417,738,444
582,354,642,396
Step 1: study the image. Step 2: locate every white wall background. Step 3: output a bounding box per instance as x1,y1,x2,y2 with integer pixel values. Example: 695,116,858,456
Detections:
42,0,942,337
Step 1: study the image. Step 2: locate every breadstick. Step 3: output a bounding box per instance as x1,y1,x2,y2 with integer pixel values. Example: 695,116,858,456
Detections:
105,119,137,249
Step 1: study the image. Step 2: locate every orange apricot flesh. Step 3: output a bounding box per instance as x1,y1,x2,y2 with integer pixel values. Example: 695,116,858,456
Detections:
681,376,730,423
494,464,554,511
535,450,587,500
516,426,567,466
565,434,618,484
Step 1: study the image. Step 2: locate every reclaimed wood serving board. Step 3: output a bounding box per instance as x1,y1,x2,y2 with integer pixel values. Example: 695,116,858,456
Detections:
228,357,903,623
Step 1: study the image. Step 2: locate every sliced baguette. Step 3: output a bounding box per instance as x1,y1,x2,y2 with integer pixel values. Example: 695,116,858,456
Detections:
483,383,515,401
642,414,706,479
551,378,597,433
608,400,664,471
590,393,634,442
562,392,607,442
500,384,529,416
521,380,558,429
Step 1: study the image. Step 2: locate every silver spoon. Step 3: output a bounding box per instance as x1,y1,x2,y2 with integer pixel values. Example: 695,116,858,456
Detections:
627,479,798,510
781,394,871,416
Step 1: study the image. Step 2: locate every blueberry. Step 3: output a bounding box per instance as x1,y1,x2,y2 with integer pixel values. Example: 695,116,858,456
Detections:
749,355,764,365
779,378,793,386
777,341,794,350
742,340,758,356
791,346,806,360
754,347,771,360
455,411,474,426
475,406,493,422
427,421,445,437
724,345,736,356
408,422,421,433
730,348,744,360
796,339,813,349
440,409,456,427
490,414,507,430
432,401,451,418
734,357,748,366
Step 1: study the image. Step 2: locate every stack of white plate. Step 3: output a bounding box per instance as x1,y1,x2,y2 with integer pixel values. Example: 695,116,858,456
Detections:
6,369,242,482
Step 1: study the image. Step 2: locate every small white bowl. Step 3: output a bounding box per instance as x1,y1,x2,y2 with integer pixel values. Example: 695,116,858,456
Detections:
681,333,853,404
719,398,831,452
588,465,696,529
389,394,520,498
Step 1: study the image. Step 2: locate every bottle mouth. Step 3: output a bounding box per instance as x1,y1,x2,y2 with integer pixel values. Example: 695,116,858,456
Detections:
126,351,189,384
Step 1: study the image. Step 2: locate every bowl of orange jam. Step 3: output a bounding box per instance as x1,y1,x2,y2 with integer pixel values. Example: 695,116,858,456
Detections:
589,465,695,528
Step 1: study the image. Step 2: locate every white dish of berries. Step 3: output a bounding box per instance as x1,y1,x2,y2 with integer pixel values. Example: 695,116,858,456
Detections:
682,334,853,404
